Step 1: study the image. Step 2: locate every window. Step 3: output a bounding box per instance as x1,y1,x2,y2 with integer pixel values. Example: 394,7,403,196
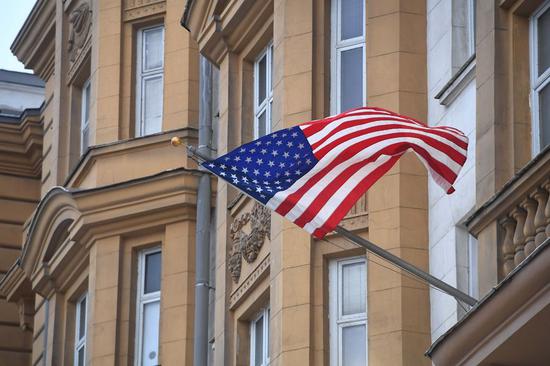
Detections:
81,79,91,154
74,293,88,366
531,0,550,153
250,307,270,366
452,0,476,71
331,0,366,114
136,25,165,137
329,257,367,366
468,234,478,299
136,248,162,366
254,44,273,138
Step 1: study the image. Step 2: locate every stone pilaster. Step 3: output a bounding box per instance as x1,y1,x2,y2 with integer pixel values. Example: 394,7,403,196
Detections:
269,0,314,365
92,0,123,145
160,221,196,365
87,235,121,364
366,1,431,365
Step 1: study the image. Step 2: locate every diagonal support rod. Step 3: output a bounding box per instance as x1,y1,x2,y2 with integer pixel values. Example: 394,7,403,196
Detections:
333,226,477,306
184,144,477,307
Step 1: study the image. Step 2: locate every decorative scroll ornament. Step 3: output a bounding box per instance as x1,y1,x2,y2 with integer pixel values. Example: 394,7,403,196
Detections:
68,2,92,62
228,202,271,283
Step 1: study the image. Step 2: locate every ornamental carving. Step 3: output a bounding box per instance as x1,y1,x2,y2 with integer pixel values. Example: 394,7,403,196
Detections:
67,2,92,62
228,202,271,283
123,0,166,21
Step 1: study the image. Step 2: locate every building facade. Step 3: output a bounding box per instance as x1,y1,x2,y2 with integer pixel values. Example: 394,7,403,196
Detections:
427,0,550,364
0,0,202,365
426,0,478,341
0,69,44,365
0,1,549,366
184,0,432,365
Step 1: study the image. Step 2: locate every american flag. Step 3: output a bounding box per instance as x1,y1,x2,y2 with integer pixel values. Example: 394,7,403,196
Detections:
203,107,468,238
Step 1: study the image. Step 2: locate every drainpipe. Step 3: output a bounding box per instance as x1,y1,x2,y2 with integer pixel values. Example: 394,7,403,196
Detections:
193,55,213,366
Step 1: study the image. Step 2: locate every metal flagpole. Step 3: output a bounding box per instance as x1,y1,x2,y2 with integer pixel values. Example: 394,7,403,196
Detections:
333,226,477,306
181,144,478,307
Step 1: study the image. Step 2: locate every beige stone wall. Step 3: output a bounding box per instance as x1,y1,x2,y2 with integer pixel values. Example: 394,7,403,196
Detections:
270,1,315,364
8,167,201,366
31,295,47,366
2,1,202,366
186,0,432,365
0,176,38,364
93,0,199,145
474,0,544,295
15,0,200,194
365,1,431,365
41,75,57,195
0,112,43,365
0,234,34,365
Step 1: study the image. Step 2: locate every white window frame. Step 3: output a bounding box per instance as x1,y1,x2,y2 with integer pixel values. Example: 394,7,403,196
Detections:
74,292,88,366
468,234,478,299
451,0,476,71
135,247,162,366
467,0,476,57
253,44,273,139
530,0,550,155
135,25,165,137
250,307,270,366
330,0,367,114
80,79,91,155
329,256,368,366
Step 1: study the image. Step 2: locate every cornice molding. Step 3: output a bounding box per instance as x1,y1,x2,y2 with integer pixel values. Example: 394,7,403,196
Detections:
123,0,166,21
0,260,30,301
11,0,56,79
185,0,273,65
7,167,207,298
0,112,43,178
65,127,198,188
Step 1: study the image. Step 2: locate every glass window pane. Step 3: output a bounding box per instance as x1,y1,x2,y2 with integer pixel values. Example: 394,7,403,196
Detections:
451,0,475,67
341,261,366,315
340,47,364,112
540,84,550,149
538,7,550,76
269,101,272,131
142,301,160,366
143,28,164,71
81,126,89,154
258,55,267,105
143,76,163,135
266,309,270,355
78,297,87,340
341,0,363,40
84,82,90,123
144,252,161,293
254,316,264,366
341,325,366,366
257,110,267,137
77,347,85,366
270,47,274,91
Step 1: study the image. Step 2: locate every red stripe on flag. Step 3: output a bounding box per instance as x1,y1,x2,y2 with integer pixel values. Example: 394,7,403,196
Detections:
309,118,468,152
311,155,401,238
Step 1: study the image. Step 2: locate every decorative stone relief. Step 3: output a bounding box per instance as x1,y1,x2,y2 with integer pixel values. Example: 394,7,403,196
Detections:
67,2,92,63
123,0,166,21
228,202,271,283
229,255,270,309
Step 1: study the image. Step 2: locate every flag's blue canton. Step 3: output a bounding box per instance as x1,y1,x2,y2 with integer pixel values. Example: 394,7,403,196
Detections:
203,126,318,204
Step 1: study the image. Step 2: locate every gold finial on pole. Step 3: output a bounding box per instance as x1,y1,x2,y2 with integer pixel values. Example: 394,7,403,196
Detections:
171,136,183,147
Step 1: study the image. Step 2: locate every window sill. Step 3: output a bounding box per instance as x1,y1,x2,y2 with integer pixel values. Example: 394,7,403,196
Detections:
435,55,476,106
